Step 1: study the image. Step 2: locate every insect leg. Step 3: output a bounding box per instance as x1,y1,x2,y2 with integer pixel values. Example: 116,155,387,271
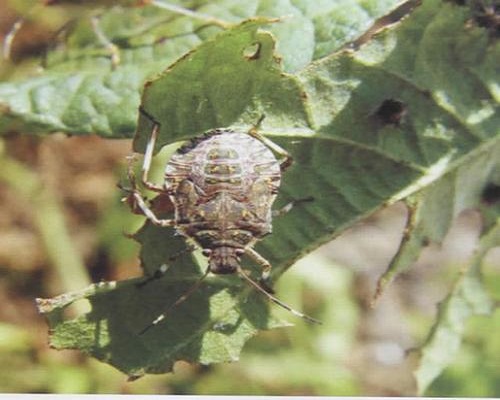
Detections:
272,196,314,218
121,161,174,227
247,117,293,171
139,266,211,335
138,107,165,192
237,266,321,325
245,247,274,293
128,188,175,227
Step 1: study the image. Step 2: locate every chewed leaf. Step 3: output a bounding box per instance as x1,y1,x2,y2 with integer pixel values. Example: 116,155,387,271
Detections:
133,17,311,153
414,270,492,395
38,275,289,377
375,142,500,300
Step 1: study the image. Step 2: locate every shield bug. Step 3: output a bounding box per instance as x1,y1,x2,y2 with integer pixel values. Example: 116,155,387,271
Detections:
126,112,320,332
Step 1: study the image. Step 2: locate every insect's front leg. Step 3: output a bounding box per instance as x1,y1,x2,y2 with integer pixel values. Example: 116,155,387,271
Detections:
247,115,293,172
138,106,165,193
121,155,175,227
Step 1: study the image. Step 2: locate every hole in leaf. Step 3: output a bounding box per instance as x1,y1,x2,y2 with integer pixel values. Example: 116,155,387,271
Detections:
472,4,500,37
482,183,500,205
243,42,261,60
374,98,408,126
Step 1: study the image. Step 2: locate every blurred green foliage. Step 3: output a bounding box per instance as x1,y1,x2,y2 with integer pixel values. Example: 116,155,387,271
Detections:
0,0,498,395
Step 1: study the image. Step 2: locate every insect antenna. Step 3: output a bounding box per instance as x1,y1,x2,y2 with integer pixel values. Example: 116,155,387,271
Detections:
139,268,210,335
237,267,322,325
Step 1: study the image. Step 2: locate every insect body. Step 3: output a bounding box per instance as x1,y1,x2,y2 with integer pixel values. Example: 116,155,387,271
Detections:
126,117,319,331
165,129,281,275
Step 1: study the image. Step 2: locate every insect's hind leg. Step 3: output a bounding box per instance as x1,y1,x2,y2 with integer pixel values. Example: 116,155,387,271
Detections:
245,247,275,294
247,115,293,172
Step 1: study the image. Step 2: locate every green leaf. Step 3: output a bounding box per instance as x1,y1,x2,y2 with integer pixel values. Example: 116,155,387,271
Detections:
0,69,146,136
0,0,404,135
37,277,288,377
292,0,498,274
375,141,500,300
32,0,499,379
370,0,500,298
414,219,499,395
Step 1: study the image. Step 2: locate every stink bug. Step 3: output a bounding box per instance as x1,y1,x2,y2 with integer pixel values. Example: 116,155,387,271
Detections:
125,112,319,332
